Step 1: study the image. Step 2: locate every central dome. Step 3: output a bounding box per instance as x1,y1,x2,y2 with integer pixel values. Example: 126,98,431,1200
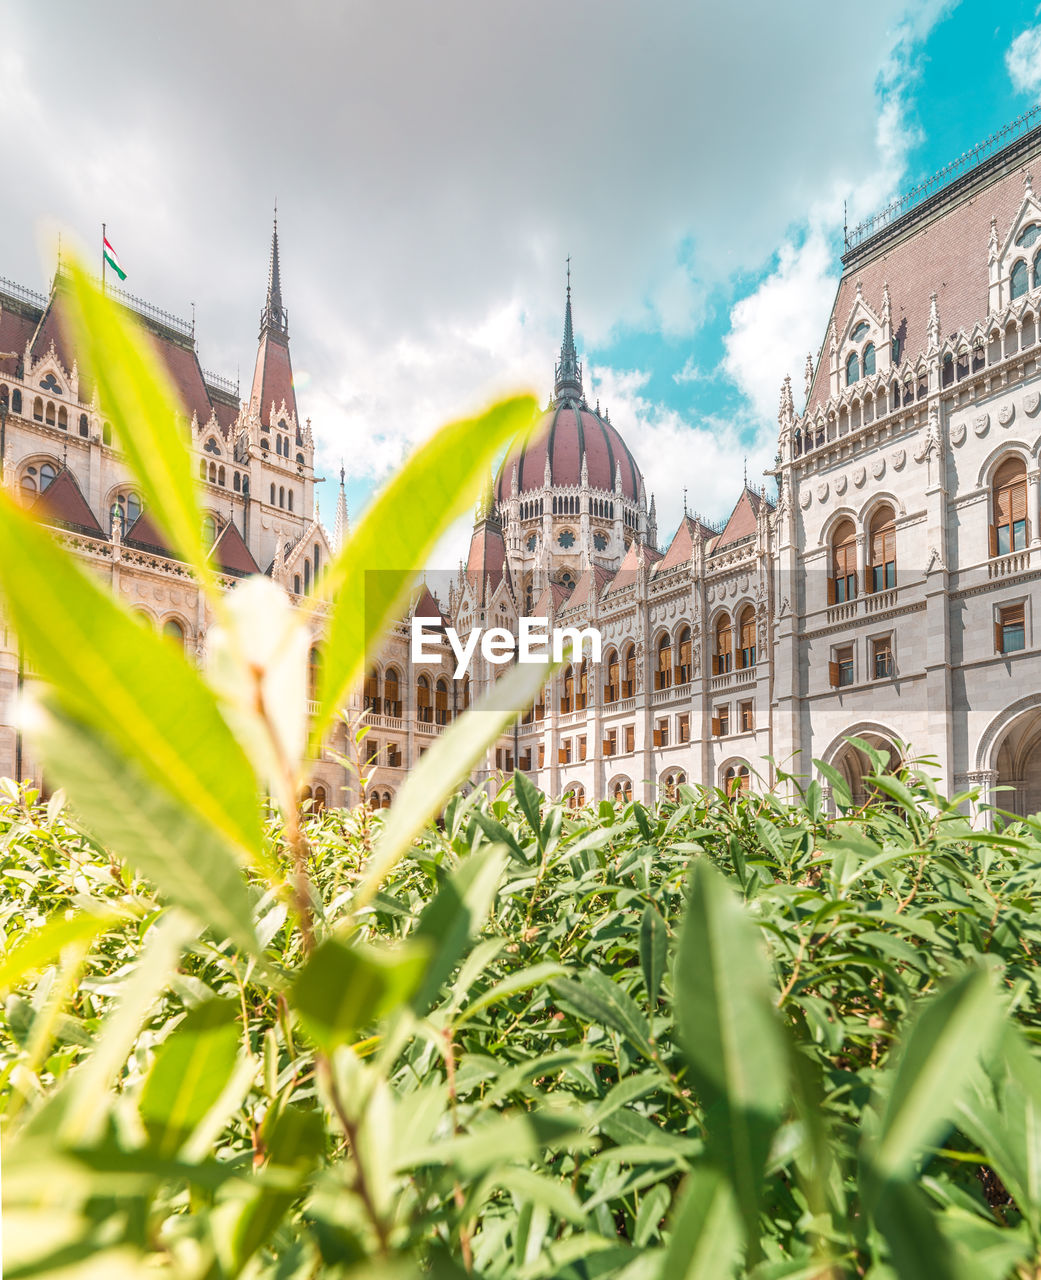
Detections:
495,398,643,503
495,274,644,505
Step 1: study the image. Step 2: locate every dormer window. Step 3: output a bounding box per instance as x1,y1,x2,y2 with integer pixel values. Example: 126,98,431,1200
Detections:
851,321,870,342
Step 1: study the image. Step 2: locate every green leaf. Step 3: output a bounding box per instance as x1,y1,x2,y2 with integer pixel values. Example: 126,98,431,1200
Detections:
61,257,212,580
291,936,429,1051
864,968,1006,1192
514,769,545,851
639,902,667,1005
28,699,261,957
454,961,566,1027
662,1166,742,1280
314,393,538,743
139,998,241,1156
352,654,562,914
0,908,121,993
410,844,507,1013
551,969,653,1059
872,1182,961,1280
0,495,262,858
673,859,789,1250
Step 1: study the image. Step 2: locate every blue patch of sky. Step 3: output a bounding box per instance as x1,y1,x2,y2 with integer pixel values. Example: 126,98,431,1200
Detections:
583,0,1041,434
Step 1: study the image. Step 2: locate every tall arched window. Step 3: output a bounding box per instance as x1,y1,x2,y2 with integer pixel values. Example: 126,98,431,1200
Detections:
270,483,276,504
846,352,859,385
561,665,574,714
737,606,756,669
461,674,470,711
79,413,88,437
434,677,450,726
1011,260,1029,300
202,514,217,544
313,785,327,812
676,626,692,684
714,613,732,674
287,490,293,511
829,519,857,603
162,618,185,650
863,343,876,377
604,648,620,702
303,560,311,594
32,397,43,421
11,389,21,414
622,644,635,698
57,407,67,430
279,486,285,509
314,544,320,578
417,674,432,723
992,456,1028,555
868,506,897,591
655,633,672,689
724,764,750,797
1034,248,1041,290
309,648,322,704
384,667,401,717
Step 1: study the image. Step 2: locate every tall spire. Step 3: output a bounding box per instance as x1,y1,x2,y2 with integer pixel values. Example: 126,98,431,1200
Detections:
259,204,288,340
553,257,583,404
334,462,349,550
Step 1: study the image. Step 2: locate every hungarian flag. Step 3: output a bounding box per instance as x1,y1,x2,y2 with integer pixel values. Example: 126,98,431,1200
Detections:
103,235,126,281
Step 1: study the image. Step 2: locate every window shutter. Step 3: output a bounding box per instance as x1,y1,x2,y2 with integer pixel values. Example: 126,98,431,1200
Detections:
579,739,587,761
417,684,430,708
711,716,721,736
558,747,567,764
603,739,612,755
851,570,858,598
673,664,682,683
1011,479,1027,521
827,576,836,605
995,620,1004,654
538,745,545,767
828,661,840,687
989,524,998,557
711,653,719,675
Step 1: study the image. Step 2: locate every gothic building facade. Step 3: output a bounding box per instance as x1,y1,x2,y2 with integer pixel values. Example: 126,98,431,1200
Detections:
5,120,1041,820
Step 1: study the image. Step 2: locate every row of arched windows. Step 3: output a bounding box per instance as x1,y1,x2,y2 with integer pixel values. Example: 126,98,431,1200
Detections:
1010,250,1041,301
269,483,294,510
520,499,544,520
291,544,323,596
712,608,757,675
552,495,581,515
828,506,897,603
361,667,471,723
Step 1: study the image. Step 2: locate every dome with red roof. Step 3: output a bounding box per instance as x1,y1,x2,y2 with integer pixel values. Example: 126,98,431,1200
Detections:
494,276,644,505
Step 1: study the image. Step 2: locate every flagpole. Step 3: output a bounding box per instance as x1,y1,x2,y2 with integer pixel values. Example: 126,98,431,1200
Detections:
101,222,106,293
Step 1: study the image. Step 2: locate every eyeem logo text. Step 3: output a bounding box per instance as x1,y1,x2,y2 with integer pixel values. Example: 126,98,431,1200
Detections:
412,617,602,679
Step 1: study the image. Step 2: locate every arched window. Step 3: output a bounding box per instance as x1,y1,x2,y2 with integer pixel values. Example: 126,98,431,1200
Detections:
202,513,217,544
622,644,635,698
435,676,451,726
714,613,732,674
992,456,1028,556
676,626,692,684
417,674,432,723
102,422,112,446
39,462,56,491
845,352,859,385
737,606,756,669
234,472,241,492
11,389,21,414
296,452,305,465
270,483,275,504
604,648,620,703
863,343,876,377
561,665,574,714
868,506,896,591
942,353,954,387
287,489,293,512
44,401,55,426
279,486,285,509
218,466,226,487
829,519,857,603
303,648,320,705
57,406,67,430
724,764,750,797
612,778,633,805
314,785,327,812
566,785,585,811
369,790,381,811
661,771,686,802
1034,248,1041,290
162,618,185,649
32,397,43,421
303,559,311,594
381,792,391,809
314,545,320,578
293,574,301,594
209,462,216,483
578,660,588,710
384,667,401,717
20,467,37,495
1011,259,1029,300
655,633,672,689
79,413,88,438
461,674,470,711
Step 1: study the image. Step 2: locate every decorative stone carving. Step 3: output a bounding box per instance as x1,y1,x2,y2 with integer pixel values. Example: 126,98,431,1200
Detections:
800,489,812,509
891,448,906,471
999,403,1015,427
871,458,885,480
834,474,848,495
1025,391,1040,417
950,423,967,446
816,482,829,502
973,413,990,437
853,465,866,487
925,545,946,574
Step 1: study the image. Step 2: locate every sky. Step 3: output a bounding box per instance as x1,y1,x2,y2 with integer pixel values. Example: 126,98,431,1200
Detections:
5,0,1041,561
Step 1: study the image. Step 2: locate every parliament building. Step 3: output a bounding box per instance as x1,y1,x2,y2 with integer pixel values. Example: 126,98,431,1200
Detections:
4,119,1041,819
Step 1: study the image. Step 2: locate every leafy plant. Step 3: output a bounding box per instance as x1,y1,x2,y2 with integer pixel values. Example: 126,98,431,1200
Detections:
1,261,1039,1280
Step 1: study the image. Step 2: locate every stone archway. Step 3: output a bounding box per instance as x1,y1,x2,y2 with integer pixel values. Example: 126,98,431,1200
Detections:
823,724,902,809
976,697,1041,819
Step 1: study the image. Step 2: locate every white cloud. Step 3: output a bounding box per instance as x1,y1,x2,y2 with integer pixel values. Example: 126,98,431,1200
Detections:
1008,25,1041,96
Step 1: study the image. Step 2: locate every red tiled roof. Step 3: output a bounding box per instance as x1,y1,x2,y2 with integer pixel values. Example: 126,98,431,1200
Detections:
30,468,105,537
605,539,663,594
249,331,297,428
495,401,643,502
713,488,762,552
211,519,260,577
124,509,174,556
658,514,712,571
0,308,38,370
412,584,449,623
806,159,1035,416
465,520,507,604
561,564,611,611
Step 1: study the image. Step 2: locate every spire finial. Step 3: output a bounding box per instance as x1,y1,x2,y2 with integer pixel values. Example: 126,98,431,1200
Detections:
260,206,287,339
683,486,689,518
743,456,748,488
553,258,583,405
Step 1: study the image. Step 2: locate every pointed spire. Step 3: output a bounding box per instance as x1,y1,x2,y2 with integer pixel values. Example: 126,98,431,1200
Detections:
259,204,288,339
334,462,349,550
804,353,814,399
882,281,892,324
553,257,583,404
